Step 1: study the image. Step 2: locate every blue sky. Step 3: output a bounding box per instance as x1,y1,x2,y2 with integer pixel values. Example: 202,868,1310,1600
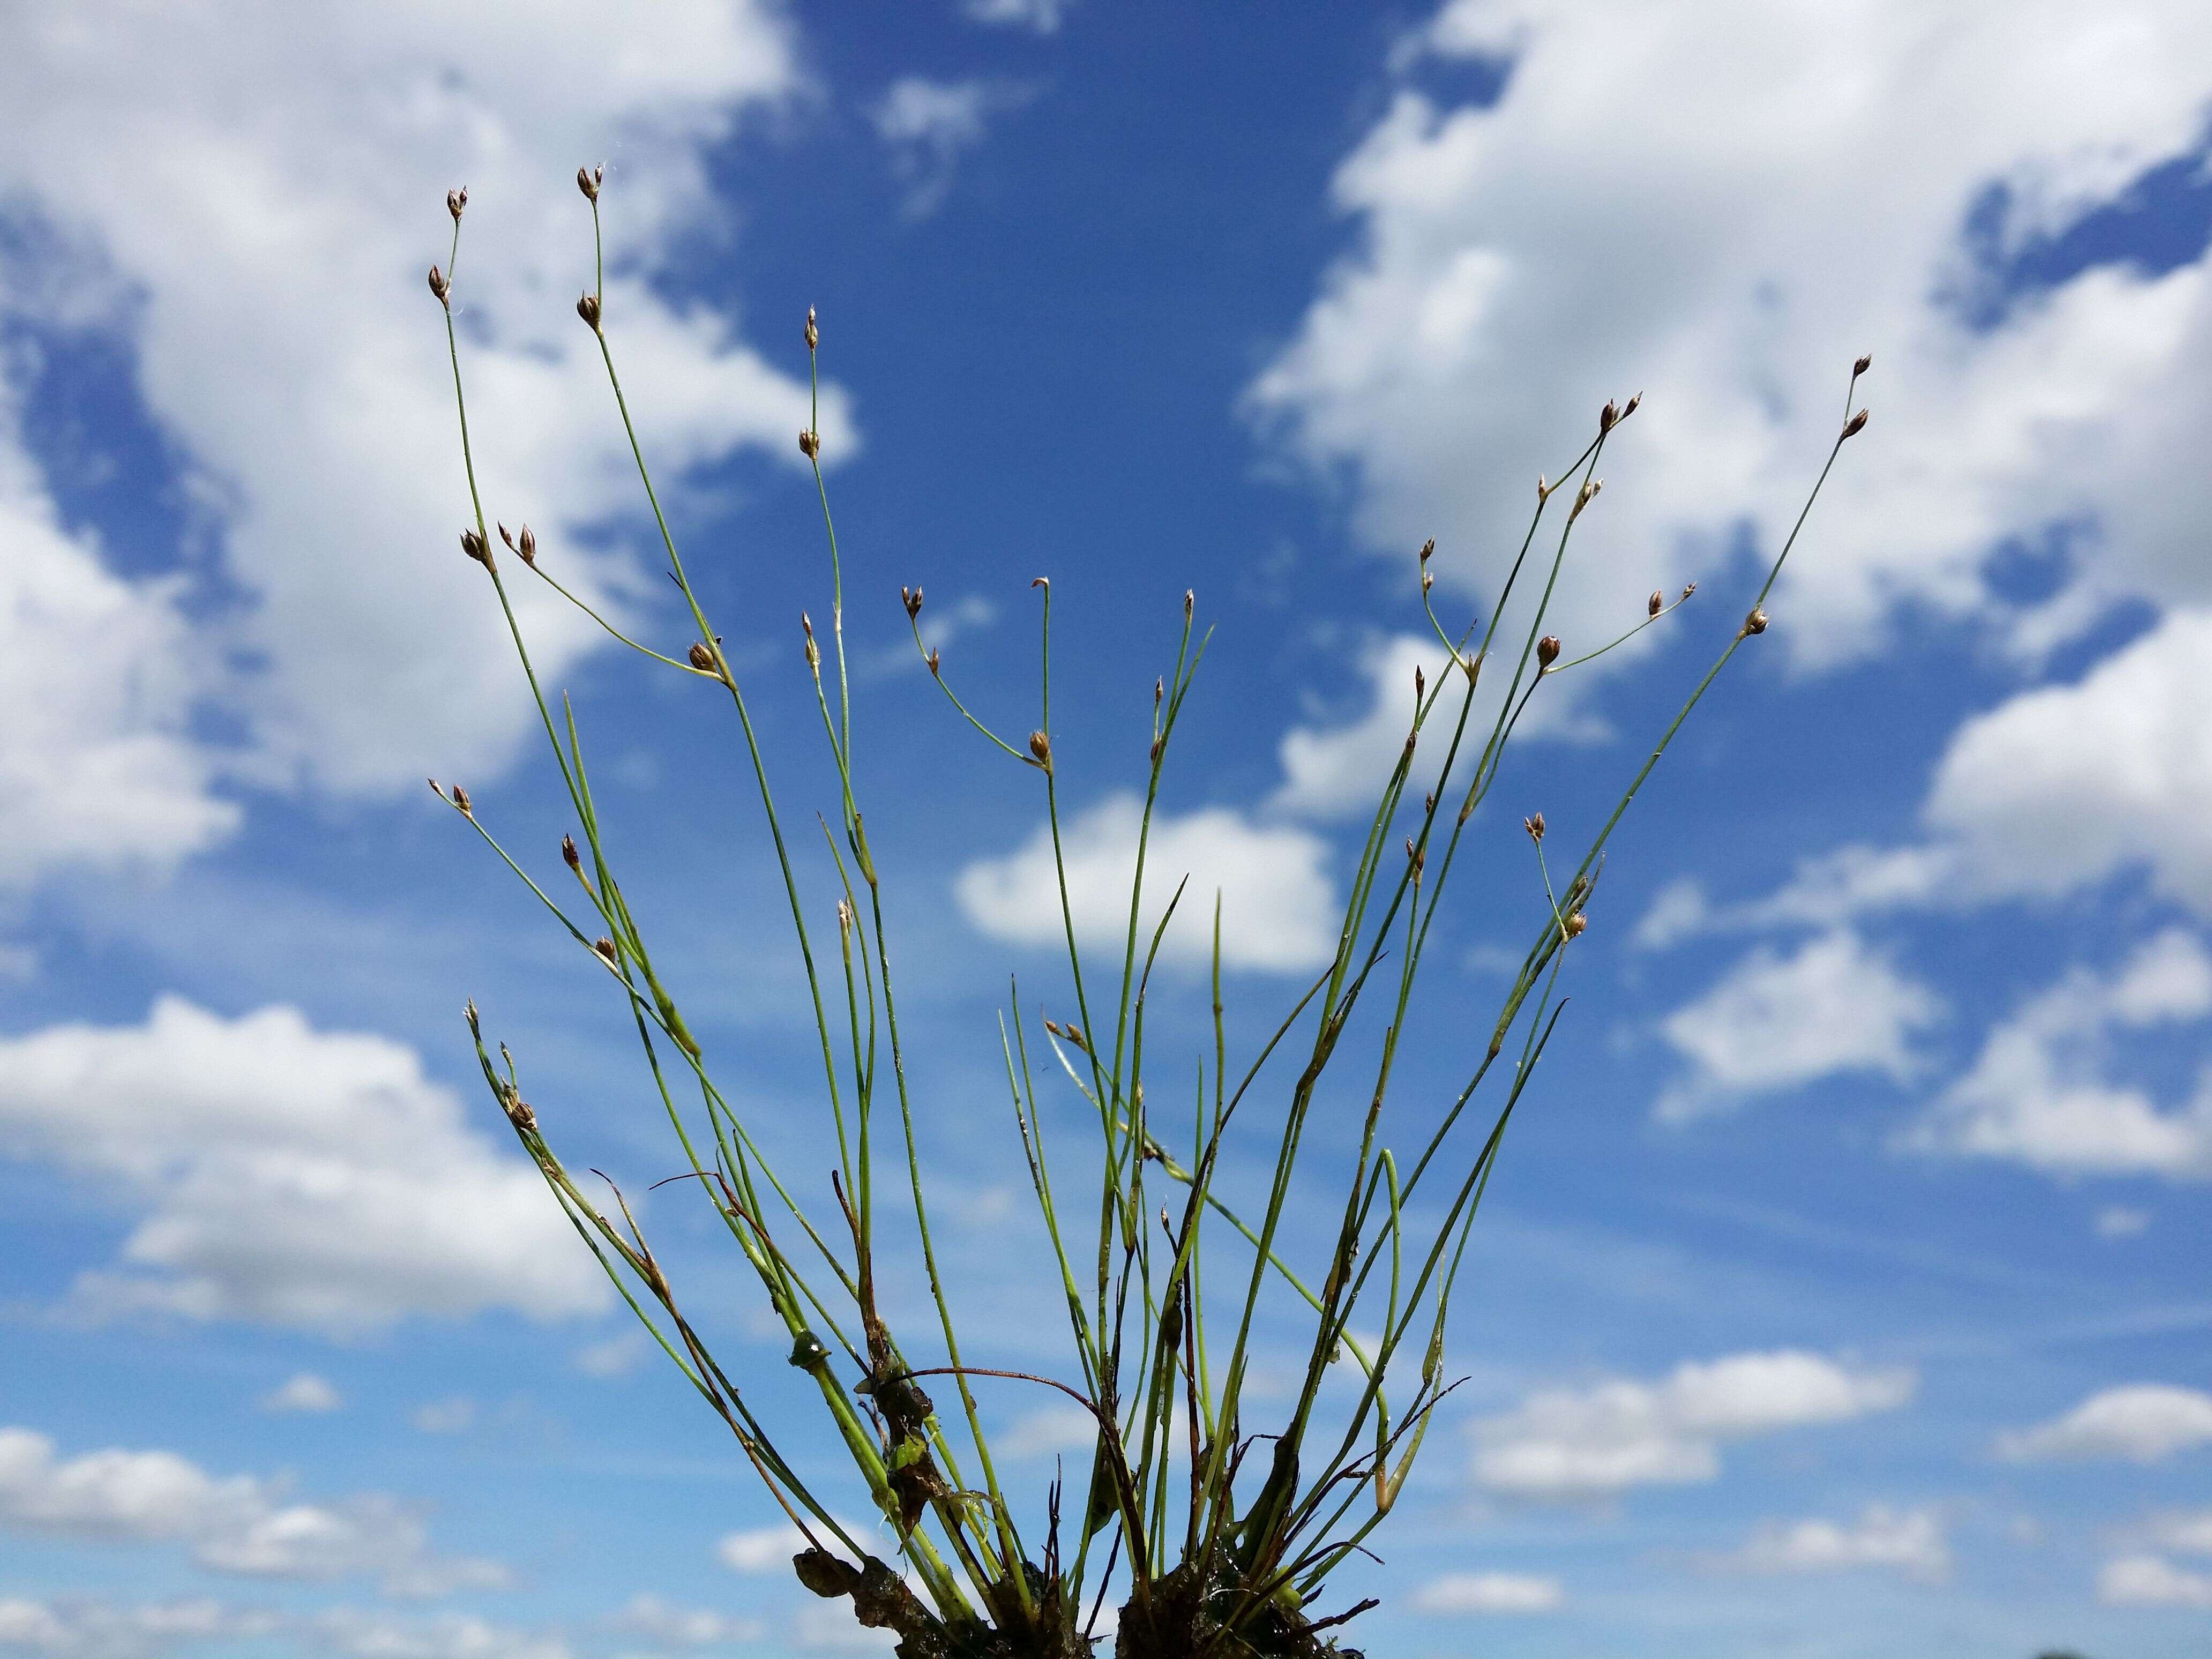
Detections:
3,3,2210,1656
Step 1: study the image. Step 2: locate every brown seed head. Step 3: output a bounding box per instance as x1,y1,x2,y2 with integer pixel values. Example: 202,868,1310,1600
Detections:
447,186,467,222
1525,811,1545,842
562,833,581,870
1422,568,1434,594
805,307,819,350
460,528,494,572
1744,606,1769,636
1414,664,1425,700
1536,474,1550,503
804,633,820,673
1536,634,1561,668
1564,911,1588,938
1418,537,1434,563
593,936,619,964
1680,580,1698,601
925,647,940,678
1149,734,1164,763
688,640,715,671
1028,729,1053,772
1854,352,1873,376
1600,398,1618,434
1623,392,1642,418
1649,589,1664,618
498,522,517,552
577,165,601,201
1406,836,1424,873
1154,676,1164,708
505,1092,537,1132
1183,589,1194,624
798,428,819,460
1571,476,1603,518
1842,407,1870,439
902,586,923,621
1063,1022,1087,1051
576,292,601,331
518,525,536,565
428,265,450,305
451,783,472,815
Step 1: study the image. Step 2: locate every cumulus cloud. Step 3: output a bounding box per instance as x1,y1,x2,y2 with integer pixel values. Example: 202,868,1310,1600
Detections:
1657,930,1940,1119
1471,1350,1914,1501
995,1406,1098,1459
611,1594,763,1647
0,996,604,1333
1413,1572,1564,1613
718,1522,809,1574
0,1426,501,1596
1705,1505,1949,1582
962,0,1074,32
0,3,841,884
1909,929,2212,1179
956,790,1338,972
259,1374,342,1415
871,78,1030,220
1248,0,2212,668
1998,1384,2212,1463
0,1597,276,1659
2099,1553,2212,1609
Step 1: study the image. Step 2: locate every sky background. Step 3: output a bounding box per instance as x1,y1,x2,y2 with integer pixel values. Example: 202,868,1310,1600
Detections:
3,3,2211,1656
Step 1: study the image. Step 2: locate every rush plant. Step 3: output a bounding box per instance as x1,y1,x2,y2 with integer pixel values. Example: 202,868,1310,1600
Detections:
428,175,1867,1657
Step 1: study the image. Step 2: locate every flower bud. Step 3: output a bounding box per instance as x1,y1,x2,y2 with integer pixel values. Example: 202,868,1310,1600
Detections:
804,633,820,674
1571,476,1602,518
1536,634,1561,668
1680,580,1698,601
1648,589,1664,618
577,165,602,201
798,428,819,459
518,525,536,565
925,647,941,677
1414,664,1425,701
1622,392,1641,418
446,186,467,222
460,528,495,572
1406,836,1425,873
1422,568,1434,594
1600,398,1618,434
689,641,715,671
1842,407,1869,439
1418,537,1434,563
1183,589,1194,624
1564,911,1588,938
562,834,581,870
451,784,472,815
1744,607,1769,636
902,586,923,621
428,265,450,304
593,936,619,964
1028,729,1053,772
1154,677,1164,708
804,307,819,350
1524,812,1545,842
576,292,601,330
1536,474,1550,502
1854,352,1872,376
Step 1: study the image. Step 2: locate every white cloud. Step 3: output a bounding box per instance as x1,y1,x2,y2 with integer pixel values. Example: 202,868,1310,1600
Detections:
0,4,841,883
1414,1572,1564,1613
1658,929,1940,1119
1998,1384,2212,1463
412,1398,477,1436
718,1522,808,1574
1708,1505,1949,1582
956,790,1339,973
0,1426,500,1595
0,996,604,1333
0,384,237,885
1247,0,2212,669
307,1609,569,1659
2095,1206,2151,1238
871,79,1029,220
259,1373,342,1415
962,0,1074,32
1471,1350,1914,1501
576,1333,648,1379
2140,1508,2212,1556
612,1594,763,1647
1910,929,2212,1179
995,1405,1097,1459
0,1597,276,1659
2099,1553,2212,1609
